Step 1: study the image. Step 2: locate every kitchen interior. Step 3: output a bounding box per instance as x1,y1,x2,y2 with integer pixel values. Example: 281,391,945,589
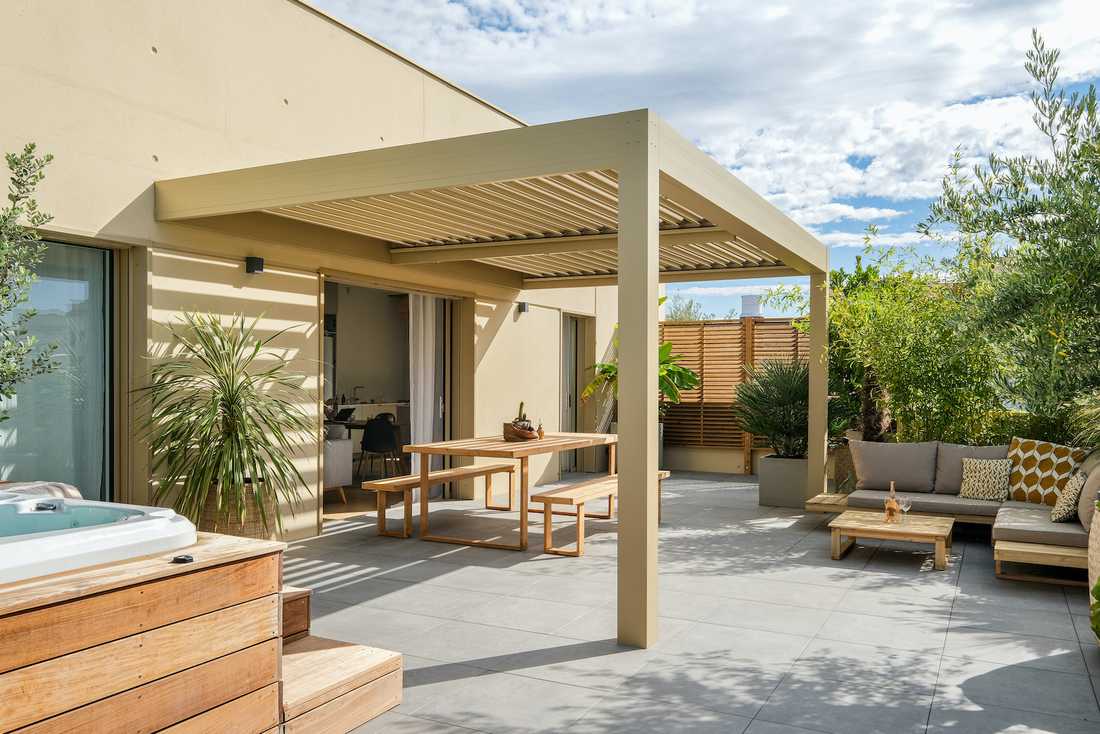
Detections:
322,281,447,515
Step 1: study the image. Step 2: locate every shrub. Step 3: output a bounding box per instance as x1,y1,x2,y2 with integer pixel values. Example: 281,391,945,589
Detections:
733,360,809,458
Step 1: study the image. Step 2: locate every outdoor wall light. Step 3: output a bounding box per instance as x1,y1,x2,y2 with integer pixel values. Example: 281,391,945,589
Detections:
516,301,529,314
245,256,264,274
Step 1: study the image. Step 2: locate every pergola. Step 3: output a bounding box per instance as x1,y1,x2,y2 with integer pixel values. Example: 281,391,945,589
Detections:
155,109,828,648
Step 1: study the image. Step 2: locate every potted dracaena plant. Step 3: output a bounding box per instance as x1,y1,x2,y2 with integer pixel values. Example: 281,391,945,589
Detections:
139,313,313,538
733,359,810,508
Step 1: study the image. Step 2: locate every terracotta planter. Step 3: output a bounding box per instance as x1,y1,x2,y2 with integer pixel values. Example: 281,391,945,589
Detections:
198,485,277,539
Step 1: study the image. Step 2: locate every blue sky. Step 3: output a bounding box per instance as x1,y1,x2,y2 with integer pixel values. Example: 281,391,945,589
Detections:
317,1,1100,316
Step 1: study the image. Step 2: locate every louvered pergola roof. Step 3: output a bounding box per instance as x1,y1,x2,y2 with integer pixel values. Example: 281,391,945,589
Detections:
152,109,829,649
154,110,825,287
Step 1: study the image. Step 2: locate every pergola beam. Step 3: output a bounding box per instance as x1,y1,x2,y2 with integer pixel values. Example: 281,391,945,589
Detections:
156,112,638,221
521,265,800,289
388,227,729,265
656,119,826,275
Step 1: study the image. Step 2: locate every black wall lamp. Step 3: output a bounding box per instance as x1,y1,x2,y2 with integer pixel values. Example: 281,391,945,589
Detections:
516,301,529,314
245,256,264,274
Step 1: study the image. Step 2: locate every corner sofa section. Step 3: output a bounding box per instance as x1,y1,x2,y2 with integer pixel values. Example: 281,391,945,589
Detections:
844,439,1096,584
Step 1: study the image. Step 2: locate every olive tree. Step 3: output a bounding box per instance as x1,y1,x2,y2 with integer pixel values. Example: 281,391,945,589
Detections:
921,31,1100,442
1,144,56,419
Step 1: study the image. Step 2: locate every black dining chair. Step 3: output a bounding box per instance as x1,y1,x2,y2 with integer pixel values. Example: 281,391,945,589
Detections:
357,413,403,479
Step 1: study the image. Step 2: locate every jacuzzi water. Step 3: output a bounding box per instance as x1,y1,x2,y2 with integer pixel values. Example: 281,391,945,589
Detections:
0,492,197,584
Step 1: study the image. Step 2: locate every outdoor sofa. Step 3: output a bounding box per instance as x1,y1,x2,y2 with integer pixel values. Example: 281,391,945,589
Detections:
845,440,1100,584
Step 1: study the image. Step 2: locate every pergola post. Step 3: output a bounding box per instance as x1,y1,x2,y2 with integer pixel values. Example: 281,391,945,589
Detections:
807,269,829,500
616,113,660,648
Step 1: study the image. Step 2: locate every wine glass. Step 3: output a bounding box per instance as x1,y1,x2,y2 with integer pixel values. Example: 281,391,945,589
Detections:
899,495,913,523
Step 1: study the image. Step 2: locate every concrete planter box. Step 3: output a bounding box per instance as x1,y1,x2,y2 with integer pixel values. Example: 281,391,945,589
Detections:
757,455,809,508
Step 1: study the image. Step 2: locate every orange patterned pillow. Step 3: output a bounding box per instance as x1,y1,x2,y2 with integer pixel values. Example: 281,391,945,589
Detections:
1007,437,1088,506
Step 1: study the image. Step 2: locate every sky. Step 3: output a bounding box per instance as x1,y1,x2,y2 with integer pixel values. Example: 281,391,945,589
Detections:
315,0,1100,316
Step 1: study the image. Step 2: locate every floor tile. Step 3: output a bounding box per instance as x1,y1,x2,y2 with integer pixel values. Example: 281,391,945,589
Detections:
944,626,1088,674
755,675,932,734
573,691,752,733
948,601,1079,642
819,609,948,653
935,655,1100,720
927,701,1100,734
702,597,828,637
410,669,604,733
354,711,488,733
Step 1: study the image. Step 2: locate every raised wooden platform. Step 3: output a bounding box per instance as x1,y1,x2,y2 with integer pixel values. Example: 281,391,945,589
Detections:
0,534,284,733
281,635,403,733
281,586,312,643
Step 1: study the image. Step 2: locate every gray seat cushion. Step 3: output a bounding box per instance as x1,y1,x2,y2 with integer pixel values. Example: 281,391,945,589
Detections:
993,504,1089,548
934,443,1009,494
846,489,1001,517
849,440,939,493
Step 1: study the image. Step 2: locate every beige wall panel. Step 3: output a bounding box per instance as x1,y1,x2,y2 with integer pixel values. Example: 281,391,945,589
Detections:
0,0,519,245
146,249,321,540
473,301,563,486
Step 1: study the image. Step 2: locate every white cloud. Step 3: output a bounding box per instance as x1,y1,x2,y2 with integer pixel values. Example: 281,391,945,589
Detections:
817,231,927,248
316,0,1100,236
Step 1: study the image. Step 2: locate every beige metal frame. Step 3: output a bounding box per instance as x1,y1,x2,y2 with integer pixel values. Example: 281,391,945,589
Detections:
155,109,828,649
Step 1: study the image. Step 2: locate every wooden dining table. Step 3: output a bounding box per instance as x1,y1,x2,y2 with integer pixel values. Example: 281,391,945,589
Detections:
404,432,618,551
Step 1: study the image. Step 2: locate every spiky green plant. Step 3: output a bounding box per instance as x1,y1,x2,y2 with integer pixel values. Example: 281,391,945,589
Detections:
732,359,810,459
139,313,313,532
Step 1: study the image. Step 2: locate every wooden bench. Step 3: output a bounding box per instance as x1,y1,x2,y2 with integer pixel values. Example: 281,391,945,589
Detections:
362,463,515,538
531,471,670,556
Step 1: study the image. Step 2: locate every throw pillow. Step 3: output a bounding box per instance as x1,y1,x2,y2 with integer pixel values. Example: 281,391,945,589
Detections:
959,458,1011,502
1078,469,1100,532
1007,437,1088,506
1051,471,1087,523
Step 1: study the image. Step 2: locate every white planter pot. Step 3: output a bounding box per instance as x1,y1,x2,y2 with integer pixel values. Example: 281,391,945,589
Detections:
757,455,809,508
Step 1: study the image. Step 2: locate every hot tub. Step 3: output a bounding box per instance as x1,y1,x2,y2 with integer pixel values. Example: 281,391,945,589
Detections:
0,492,197,583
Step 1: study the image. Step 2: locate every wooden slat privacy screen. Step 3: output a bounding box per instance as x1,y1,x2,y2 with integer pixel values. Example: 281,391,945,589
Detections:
660,317,808,452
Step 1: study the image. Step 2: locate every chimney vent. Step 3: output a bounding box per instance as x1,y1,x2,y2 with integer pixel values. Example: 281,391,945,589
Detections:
741,294,761,317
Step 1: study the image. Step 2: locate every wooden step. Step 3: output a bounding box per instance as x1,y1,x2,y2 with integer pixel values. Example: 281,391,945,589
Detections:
281,635,402,733
281,586,311,642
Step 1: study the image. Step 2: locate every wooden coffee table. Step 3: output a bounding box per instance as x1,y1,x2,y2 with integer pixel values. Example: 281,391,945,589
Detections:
828,510,954,570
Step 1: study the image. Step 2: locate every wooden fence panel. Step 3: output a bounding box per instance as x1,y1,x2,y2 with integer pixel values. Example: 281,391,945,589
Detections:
660,317,805,451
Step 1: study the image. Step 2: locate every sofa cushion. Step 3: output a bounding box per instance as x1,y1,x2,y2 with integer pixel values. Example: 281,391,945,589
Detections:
934,443,1009,494
846,489,1001,517
993,504,1089,548
959,458,1011,502
1078,469,1100,532
1051,471,1087,523
1007,436,1088,506
849,440,938,493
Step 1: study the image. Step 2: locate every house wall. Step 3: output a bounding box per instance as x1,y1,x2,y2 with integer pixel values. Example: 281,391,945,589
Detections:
0,0,618,538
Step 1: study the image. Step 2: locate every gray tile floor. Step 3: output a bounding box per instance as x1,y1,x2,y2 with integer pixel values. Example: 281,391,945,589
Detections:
285,472,1100,734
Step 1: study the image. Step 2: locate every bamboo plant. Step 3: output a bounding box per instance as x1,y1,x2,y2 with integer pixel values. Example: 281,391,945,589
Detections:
139,313,312,534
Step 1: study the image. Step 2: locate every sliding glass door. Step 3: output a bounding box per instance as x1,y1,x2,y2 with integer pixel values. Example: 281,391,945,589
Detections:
0,243,112,500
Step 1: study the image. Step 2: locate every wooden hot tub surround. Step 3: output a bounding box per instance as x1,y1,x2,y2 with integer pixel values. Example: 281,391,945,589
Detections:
0,533,402,733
